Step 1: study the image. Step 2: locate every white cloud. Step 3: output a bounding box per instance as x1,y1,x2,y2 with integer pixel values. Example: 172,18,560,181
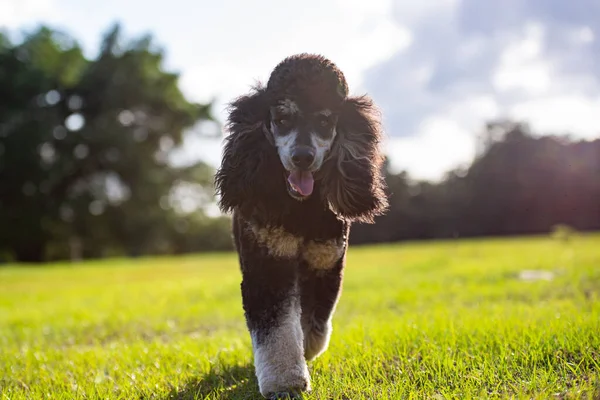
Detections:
385,116,476,181
445,95,501,132
342,19,412,90
364,1,600,180
179,61,257,122
0,0,57,29
178,0,411,123
509,95,600,139
393,0,459,27
384,93,501,181
572,26,595,44
492,23,553,96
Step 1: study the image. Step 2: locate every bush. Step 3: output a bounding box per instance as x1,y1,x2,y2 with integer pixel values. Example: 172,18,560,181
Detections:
550,224,577,243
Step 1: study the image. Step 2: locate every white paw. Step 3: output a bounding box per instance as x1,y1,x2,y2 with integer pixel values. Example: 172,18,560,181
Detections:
252,308,312,398
256,361,311,399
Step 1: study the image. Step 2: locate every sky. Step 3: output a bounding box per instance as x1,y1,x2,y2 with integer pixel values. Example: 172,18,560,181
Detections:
2,0,600,181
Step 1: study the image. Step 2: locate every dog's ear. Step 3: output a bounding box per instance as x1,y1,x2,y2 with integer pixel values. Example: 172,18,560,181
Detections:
214,86,284,214
318,95,389,223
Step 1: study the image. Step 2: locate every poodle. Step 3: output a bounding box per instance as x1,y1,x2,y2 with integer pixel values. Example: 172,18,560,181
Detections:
214,53,388,399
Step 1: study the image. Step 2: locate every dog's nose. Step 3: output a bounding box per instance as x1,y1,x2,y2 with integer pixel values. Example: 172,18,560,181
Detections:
291,147,315,170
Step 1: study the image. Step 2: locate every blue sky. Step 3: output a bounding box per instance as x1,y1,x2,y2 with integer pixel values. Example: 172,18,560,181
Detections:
2,0,599,181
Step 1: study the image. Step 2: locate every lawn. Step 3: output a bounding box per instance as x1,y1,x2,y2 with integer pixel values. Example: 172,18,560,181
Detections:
1,233,599,399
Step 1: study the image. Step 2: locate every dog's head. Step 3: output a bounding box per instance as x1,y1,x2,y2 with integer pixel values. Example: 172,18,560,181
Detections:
215,53,388,223
265,54,348,201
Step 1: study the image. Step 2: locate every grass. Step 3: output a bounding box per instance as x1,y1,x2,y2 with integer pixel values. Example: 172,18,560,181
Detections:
1,233,599,399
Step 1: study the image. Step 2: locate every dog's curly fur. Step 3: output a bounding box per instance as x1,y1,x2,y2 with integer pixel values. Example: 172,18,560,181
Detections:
214,53,388,399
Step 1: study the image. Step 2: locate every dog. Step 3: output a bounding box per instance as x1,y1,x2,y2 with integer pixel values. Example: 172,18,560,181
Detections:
214,53,388,399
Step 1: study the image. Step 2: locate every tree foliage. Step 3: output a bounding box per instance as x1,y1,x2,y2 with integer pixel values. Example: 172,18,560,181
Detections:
0,24,228,262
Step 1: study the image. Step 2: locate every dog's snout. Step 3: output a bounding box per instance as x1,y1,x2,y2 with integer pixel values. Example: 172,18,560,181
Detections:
291,146,315,170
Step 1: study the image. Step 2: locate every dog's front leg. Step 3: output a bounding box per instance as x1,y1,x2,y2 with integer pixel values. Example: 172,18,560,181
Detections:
299,236,347,362
239,244,310,398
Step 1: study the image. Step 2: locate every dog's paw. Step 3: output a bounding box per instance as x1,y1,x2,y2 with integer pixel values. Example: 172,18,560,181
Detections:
259,374,311,399
269,391,304,399
257,366,311,399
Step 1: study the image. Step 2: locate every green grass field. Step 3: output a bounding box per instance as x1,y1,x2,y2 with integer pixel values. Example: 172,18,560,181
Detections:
1,234,599,399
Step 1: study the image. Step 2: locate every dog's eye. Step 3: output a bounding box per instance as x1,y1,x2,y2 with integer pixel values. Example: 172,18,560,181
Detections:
317,116,330,127
275,117,291,127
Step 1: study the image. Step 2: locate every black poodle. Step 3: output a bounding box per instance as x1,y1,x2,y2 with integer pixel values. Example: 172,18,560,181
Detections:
214,53,388,399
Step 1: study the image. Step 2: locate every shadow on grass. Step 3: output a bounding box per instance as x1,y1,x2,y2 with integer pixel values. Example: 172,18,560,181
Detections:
164,363,261,400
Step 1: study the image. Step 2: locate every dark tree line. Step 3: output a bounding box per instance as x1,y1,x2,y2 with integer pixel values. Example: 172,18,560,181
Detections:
1,24,599,263
351,121,600,244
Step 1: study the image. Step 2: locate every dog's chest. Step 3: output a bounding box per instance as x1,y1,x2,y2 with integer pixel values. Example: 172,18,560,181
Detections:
249,224,346,270
301,238,346,270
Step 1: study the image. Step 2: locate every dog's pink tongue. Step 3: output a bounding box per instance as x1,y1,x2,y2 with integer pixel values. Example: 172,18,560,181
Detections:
288,171,314,196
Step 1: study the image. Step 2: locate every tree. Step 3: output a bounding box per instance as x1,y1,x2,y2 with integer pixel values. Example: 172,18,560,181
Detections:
352,122,600,244
0,24,218,262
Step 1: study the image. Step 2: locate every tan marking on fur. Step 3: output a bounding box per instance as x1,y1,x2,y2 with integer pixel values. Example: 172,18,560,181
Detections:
249,224,302,258
252,297,311,397
316,109,332,117
277,98,301,115
302,239,344,270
